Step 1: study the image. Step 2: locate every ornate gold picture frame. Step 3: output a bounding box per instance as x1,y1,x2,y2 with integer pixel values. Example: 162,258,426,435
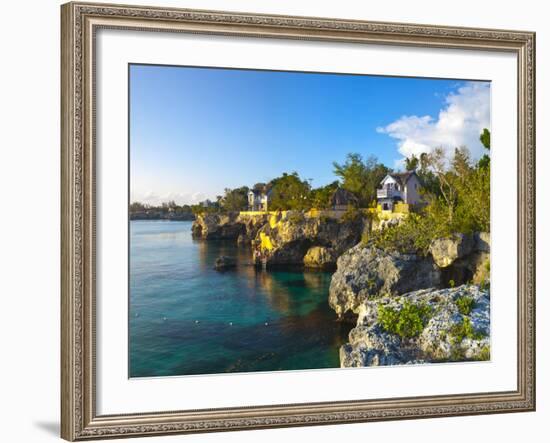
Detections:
61,2,535,440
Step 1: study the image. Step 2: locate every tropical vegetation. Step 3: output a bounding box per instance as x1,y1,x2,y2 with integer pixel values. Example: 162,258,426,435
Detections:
131,129,491,257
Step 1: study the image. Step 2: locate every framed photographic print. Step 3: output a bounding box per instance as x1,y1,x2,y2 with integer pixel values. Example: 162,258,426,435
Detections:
61,1,536,440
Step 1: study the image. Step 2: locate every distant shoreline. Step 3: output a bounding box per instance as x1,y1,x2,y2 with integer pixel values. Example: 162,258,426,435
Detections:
130,213,195,222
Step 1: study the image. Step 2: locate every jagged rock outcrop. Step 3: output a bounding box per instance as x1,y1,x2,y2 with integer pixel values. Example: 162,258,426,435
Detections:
238,213,270,245
438,232,490,286
303,246,336,269
429,233,474,268
255,211,364,267
329,244,441,318
372,214,406,231
329,231,490,318
340,285,490,367
475,232,490,252
191,212,245,240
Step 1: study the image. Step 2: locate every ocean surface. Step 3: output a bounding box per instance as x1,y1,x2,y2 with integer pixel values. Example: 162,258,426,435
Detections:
129,220,352,377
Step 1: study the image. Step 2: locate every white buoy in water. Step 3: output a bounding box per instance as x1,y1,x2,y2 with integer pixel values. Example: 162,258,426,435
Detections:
163,317,167,321
264,322,269,326
195,320,199,324
229,322,233,326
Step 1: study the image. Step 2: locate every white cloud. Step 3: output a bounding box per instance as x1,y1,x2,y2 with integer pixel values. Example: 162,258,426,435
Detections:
377,82,490,167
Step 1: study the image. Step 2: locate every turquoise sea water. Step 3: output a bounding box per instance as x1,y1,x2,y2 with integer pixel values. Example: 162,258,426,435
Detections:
129,220,351,377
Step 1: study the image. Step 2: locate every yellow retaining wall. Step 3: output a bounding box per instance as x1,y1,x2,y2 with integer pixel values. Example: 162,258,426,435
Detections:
394,202,410,213
239,210,278,216
241,205,409,220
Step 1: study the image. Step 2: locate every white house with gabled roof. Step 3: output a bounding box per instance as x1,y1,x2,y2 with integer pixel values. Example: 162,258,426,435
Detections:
376,171,422,211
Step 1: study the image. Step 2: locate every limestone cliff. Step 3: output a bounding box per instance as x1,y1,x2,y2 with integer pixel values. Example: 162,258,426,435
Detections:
329,232,490,318
253,211,364,268
191,212,244,240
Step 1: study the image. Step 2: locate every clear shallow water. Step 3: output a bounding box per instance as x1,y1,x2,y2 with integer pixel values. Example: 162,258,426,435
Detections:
129,220,351,377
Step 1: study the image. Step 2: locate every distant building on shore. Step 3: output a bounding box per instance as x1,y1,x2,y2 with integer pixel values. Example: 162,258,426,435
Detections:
330,187,359,211
376,171,421,211
248,184,271,211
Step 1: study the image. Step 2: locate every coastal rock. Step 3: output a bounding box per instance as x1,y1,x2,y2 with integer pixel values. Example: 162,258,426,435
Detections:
328,244,441,318
303,246,336,269
372,214,406,231
340,285,490,368
450,251,490,286
237,234,248,246
214,256,237,270
239,213,270,244
471,252,490,285
429,233,474,268
256,211,363,267
192,212,245,240
434,232,490,287
474,232,491,253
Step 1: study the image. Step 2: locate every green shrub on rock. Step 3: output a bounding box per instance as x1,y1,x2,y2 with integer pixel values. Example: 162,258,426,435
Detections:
341,205,361,223
477,345,491,361
449,317,484,345
369,213,448,255
455,295,475,315
378,300,432,339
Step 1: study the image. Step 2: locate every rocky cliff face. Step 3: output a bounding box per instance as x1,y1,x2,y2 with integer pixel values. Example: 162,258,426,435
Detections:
237,213,270,245
192,212,271,242
329,245,441,318
340,285,490,367
429,233,474,268
192,210,365,268
329,232,490,318
254,211,364,268
303,246,336,269
431,232,490,287
191,212,245,240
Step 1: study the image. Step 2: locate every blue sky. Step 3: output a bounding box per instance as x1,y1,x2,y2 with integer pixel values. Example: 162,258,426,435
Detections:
130,64,490,205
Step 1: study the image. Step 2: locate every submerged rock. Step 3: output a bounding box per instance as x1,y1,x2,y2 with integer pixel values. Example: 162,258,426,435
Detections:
214,256,237,270
328,244,441,318
340,285,490,367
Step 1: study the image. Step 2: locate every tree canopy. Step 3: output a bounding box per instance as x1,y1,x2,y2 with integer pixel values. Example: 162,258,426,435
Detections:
268,172,312,211
405,154,419,171
371,130,491,254
220,186,249,212
478,128,491,169
333,153,389,207
310,181,340,210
